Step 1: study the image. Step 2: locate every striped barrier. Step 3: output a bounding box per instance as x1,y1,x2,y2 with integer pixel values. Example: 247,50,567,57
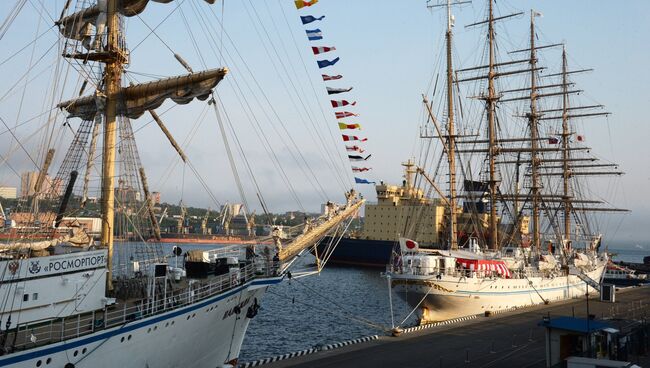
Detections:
400,304,538,335
400,314,478,334
321,335,378,350
239,335,379,367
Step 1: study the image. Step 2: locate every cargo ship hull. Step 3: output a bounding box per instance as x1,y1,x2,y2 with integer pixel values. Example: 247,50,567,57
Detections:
318,237,395,267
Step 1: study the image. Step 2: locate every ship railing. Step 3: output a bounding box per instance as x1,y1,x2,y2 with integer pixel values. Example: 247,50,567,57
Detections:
388,265,525,280
7,260,282,352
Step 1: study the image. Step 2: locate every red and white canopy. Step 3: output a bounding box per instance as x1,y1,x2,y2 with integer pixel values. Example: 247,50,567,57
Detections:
456,258,512,278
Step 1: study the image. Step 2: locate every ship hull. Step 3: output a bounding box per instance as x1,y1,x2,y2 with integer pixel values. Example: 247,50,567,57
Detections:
392,265,605,323
0,278,280,368
154,233,260,244
318,237,394,267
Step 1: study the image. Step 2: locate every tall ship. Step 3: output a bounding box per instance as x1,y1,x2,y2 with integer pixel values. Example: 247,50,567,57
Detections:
387,0,626,324
0,1,363,367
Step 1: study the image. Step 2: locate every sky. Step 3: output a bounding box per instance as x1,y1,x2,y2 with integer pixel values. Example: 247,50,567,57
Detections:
0,0,648,245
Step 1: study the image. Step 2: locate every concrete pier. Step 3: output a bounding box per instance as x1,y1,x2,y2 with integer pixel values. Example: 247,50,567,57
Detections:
261,286,650,368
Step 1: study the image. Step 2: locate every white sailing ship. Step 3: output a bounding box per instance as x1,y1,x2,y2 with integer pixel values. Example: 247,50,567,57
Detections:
388,0,625,324
0,0,363,367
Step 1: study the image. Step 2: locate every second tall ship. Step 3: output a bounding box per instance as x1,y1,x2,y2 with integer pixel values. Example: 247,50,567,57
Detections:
384,0,625,324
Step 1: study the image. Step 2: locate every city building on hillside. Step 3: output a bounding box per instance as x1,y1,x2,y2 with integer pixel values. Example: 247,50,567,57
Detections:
0,187,17,199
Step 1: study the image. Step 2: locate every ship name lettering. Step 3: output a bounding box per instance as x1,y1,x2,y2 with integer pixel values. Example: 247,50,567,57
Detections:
48,254,106,272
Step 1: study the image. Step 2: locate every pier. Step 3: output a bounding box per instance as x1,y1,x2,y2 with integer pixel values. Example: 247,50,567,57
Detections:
256,286,650,368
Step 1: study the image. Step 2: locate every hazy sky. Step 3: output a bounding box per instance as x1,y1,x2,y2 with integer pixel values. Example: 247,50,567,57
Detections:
0,0,648,245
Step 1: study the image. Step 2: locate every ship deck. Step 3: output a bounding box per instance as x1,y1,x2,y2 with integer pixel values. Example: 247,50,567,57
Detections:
258,286,650,368
0,259,280,355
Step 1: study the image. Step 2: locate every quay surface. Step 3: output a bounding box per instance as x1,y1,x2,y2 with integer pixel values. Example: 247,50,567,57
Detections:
261,286,650,368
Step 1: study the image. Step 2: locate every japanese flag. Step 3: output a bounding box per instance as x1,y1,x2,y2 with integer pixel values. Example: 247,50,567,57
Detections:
399,237,419,253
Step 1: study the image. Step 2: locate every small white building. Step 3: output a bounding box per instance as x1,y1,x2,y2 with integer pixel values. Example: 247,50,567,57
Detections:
0,186,17,199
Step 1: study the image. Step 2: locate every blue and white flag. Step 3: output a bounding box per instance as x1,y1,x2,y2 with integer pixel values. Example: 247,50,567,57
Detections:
306,29,323,41
301,15,325,25
355,177,376,184
317,57,340,69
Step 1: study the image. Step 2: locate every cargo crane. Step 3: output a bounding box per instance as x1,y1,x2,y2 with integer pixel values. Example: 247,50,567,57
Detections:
201,208,211,235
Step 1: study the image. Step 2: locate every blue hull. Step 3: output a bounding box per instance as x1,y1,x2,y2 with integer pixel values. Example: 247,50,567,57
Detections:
318,237,395,268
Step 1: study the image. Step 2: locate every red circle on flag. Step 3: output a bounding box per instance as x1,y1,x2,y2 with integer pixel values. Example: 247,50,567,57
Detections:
405,240,416,249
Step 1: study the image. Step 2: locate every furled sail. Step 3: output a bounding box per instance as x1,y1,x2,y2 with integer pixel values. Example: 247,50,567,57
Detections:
57,68,228,120
58,0,215,49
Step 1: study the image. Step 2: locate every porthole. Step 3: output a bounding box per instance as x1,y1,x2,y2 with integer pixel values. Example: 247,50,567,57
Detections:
147,328,151,333
165,322,169,327
82,348,87,354
171,321,175,325
192,313,196,318
127,335,132,341
36,360,42,367
73,350,78,357
153,326,158,331
186,315,190,320
46,358,51,364
120,336,125,343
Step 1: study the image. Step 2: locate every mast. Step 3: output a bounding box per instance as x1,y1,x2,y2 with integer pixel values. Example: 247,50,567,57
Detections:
101,0,126,291
561,46,571,243
445,0,458,250
486,0,499,249
528,10,541,252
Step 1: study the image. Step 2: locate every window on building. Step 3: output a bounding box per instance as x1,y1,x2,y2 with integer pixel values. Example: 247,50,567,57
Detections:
23,294,29,302
32,293,38,301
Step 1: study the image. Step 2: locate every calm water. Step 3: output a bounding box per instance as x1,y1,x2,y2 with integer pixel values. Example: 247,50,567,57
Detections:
239,258,415,361
127,242,649,362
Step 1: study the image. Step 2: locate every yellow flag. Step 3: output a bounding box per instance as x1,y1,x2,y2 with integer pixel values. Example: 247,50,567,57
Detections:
295,0,318,9
338,122,361,130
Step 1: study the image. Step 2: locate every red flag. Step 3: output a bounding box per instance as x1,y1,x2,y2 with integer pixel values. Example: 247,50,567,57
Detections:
342,135,367,142
322,74,343,81
548,137,559,144
335,111,358,119
312,46,336,55
346,145,365,153
577,135,584,142
331,100,356,108
352,167,371,172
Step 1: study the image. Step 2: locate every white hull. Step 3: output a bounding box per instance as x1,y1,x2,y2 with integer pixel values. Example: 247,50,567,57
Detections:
0,278,279,368
392,265,605,322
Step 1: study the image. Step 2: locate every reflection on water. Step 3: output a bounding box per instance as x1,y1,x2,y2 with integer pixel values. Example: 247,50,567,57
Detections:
240,257,415,361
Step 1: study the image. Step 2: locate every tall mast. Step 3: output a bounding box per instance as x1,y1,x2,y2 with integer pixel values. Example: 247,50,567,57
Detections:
101,0,126,291
561,46,571,243
528,10,541,252
486,0,499,249
445,0,458,250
